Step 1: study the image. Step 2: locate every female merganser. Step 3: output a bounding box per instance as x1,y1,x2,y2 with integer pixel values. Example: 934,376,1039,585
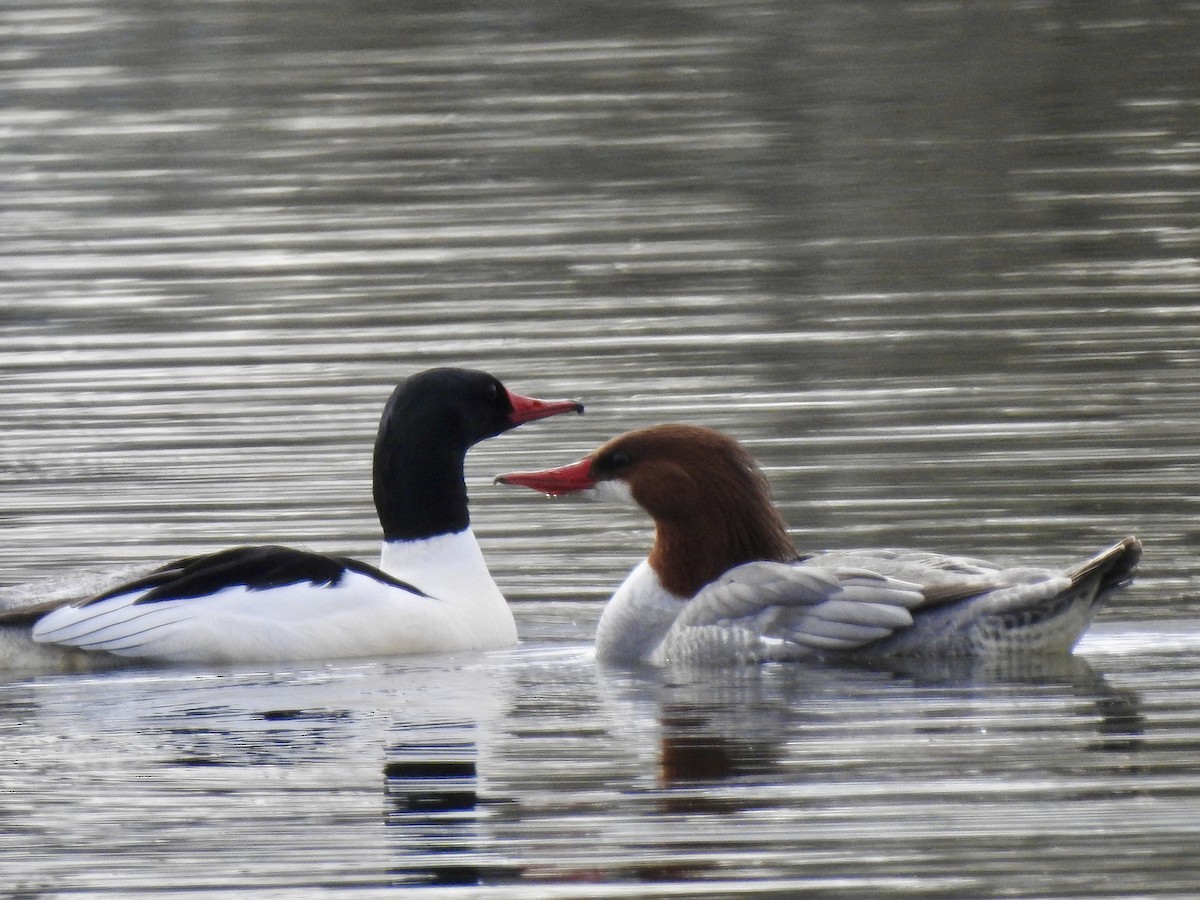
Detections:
2,368,583,664
497,424,1141,665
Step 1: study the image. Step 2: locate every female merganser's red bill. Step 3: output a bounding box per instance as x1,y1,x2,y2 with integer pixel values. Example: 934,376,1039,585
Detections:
497,423,1141,666
498,457,595,495
13,368,583,664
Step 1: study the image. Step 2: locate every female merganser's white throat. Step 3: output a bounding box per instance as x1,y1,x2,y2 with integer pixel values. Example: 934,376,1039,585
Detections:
3,368,583,664
497,424,1141,665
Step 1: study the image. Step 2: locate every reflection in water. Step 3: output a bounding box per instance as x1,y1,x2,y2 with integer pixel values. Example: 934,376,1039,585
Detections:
1090,689,1146,756
2,0,1200,895
582,655,1153,891
875,654,1147,755
384,722,491,887
156,704,355,767
0,646,1185,895
611,655,1148,796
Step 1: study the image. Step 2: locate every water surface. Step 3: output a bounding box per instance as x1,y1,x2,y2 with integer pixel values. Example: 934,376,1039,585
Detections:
2,1,1200,896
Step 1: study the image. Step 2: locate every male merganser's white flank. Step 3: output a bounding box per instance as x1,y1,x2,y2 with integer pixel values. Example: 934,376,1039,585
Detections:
6,368,583,664
497,424,1141,665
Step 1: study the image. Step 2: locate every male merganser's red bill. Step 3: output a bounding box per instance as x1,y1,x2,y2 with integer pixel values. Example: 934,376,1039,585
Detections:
2,368,582,665
498,423,1141,666
507,391,586,424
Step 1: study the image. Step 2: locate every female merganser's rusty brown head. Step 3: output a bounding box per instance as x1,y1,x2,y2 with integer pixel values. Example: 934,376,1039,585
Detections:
497,423,798,598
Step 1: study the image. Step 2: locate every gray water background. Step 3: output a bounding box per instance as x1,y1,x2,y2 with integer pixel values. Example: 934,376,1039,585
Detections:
2,1,1200,896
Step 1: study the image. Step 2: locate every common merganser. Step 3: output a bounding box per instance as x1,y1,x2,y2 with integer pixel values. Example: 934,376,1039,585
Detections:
497,424,1141,665
1,368,582,664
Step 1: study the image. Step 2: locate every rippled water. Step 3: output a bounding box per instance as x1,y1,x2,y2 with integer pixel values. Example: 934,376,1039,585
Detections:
3,0,1200,896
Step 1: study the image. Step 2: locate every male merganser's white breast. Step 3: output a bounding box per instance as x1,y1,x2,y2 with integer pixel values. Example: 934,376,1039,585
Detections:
379,529,503,606
378,527,517,646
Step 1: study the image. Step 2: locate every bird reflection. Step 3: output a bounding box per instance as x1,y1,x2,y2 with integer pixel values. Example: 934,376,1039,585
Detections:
644,664,815,784
383,721,517,887
869,653,1147,755
598,652,1147,802
154,704,355,767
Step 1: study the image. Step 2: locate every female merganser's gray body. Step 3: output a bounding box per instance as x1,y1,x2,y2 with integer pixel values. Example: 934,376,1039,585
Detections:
498,423,1140,666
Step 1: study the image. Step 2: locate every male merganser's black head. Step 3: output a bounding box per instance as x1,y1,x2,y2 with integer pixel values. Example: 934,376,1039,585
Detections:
373,368,583,541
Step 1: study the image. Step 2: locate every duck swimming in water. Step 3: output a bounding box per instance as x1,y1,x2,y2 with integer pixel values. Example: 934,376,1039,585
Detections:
2,368,583,664
497,423,1141,665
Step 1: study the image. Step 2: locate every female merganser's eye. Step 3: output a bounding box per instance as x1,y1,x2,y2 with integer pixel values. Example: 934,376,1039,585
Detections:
607,451,632,469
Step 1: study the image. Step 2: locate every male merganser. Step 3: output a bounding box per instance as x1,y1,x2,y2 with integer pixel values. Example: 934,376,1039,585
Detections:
2,368,582,664
497,424,1141,665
